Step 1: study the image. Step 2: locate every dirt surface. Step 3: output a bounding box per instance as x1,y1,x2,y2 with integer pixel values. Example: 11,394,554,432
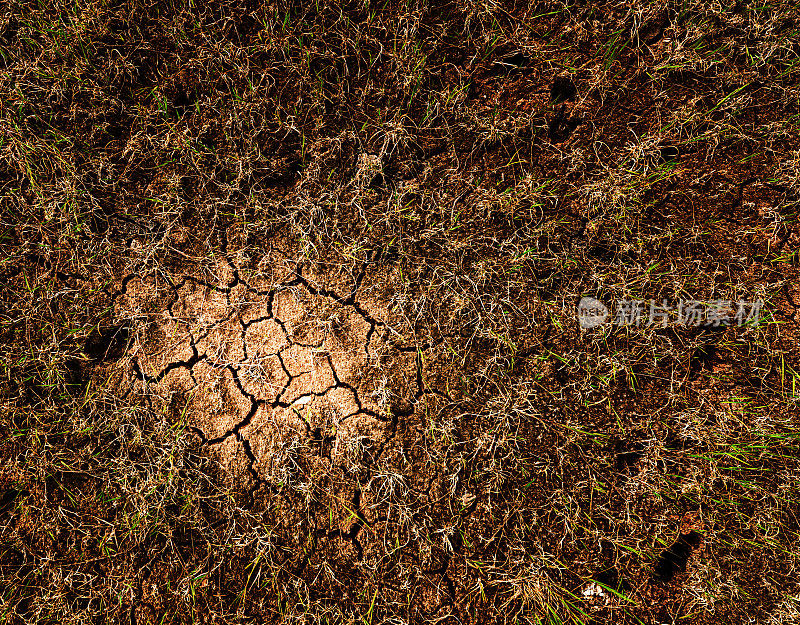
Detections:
2,1,800,624
112,249,425,479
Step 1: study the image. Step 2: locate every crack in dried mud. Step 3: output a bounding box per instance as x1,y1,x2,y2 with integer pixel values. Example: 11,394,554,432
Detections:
110,248,443,491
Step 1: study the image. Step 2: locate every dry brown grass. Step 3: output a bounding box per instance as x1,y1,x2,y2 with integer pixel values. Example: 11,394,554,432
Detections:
1,1,800,623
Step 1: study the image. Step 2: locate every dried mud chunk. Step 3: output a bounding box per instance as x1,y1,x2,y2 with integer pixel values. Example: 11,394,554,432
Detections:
241,405,305,479
196,316,245,364
272,287,310,324
325,313,371,383
227,281,249,309
239,297,272,324
211,437,254,490
341,307,372,342
146,367,195,424
132,319,195,378
238,252,298,292
239,354,288,402
247,404,305,439
300,401,339,433
280,294,337,348
114,276,172,317
183,361,252,439
280,343,315,377
362,348,417,400
310,352,336,393
155,366,195,396
331,417,391,467
113,258,423,479
176,257,236,289
245,318,289,356
323,385,360,418
302,257,365,299
337,411,389,439
286,309,328,346
281,375,315,404
171,281,229,329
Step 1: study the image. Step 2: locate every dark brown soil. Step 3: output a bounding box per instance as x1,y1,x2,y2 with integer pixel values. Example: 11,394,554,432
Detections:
1,1,800,623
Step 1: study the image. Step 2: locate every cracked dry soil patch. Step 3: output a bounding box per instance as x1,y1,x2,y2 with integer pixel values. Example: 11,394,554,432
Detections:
109,252,428,484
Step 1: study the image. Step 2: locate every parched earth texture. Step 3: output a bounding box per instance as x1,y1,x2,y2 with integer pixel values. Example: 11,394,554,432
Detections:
3,1,800,624
111,249,431,486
